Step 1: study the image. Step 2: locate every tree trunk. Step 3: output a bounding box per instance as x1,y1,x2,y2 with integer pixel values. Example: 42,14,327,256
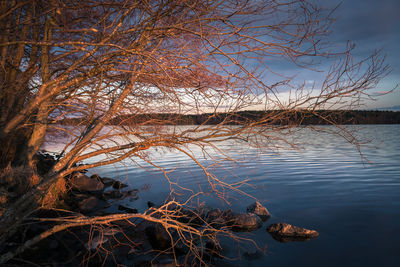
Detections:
0,171,61,250
0,128,32,168
26,12,52,169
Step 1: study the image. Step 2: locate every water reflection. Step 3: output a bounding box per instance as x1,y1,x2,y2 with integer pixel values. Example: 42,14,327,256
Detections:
56,125,400,266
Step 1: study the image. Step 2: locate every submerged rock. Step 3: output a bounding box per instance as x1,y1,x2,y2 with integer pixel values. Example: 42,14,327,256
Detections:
243,249,264,261
246,201,270,221
267,223,319,242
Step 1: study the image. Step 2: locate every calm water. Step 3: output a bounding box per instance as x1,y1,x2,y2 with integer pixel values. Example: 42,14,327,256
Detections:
88,125,400,266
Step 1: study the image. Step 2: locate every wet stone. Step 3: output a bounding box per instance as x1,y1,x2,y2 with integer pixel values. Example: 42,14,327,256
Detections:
69,172,104,192
100,177,116,187
267,223,319,242
246,201,270,221
78,196,108,213
224,211,263,232
112,180,128,190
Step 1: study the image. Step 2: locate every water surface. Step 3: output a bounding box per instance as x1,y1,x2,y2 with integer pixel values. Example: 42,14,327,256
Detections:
89,125,400,266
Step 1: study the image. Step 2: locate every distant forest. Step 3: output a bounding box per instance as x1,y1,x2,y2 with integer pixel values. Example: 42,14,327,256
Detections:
59,110,400,126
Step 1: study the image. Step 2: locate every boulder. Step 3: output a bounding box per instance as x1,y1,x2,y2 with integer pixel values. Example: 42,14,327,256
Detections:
224,211,263,232
147,201,155,208
145,224,172,251
112,180,128,190
246,201,270,221
127,189,139,201
267,223,319,242
90,173,102,181
78,196,108,213
86,228,122,250
69,172,104,192
145,224,188,254
100,176,116,187
205,209,226,229
205,240,222,258
86,234,109,250
177,208,204,228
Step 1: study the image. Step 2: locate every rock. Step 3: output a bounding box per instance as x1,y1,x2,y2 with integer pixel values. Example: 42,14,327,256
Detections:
246,201,270,221
224,211,263,232
177,209,204,228
86,228,122,250
206,209,222,221
205,209,226,229
145,224,172,251
103,190,124,199
103,189,138,201
86,234,109,250
112,180,128,190
205,240,222,258
145,224,187,254
69,172,104,192
78,196,108,213
147,201,155,208
118,205,138,213
267,223,319,242
127,189,139,200
205,209,263,231
90,173,102,181
100,177,116,187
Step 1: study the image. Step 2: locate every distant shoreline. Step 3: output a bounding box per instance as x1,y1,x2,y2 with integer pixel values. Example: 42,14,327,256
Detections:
57,110,400,126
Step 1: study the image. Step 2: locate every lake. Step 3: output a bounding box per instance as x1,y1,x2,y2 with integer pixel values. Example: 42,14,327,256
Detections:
81,124,400,266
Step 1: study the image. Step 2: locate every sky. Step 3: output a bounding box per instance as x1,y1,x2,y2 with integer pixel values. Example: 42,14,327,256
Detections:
309,0,400,109
196,0,400,113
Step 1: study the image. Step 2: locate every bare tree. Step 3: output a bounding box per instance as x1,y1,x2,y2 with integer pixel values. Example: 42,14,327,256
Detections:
0,0,388,264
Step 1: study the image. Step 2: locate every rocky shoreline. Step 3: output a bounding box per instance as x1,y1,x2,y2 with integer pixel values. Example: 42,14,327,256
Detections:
1,154,319,266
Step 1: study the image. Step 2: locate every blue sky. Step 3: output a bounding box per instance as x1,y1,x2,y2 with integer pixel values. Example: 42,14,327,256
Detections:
311,0,400,109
